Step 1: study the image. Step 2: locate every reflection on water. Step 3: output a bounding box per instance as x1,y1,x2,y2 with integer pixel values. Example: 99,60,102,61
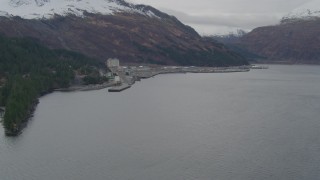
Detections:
1,65,320,180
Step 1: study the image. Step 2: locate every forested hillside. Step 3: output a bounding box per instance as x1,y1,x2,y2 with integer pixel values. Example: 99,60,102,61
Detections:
0,35,105,136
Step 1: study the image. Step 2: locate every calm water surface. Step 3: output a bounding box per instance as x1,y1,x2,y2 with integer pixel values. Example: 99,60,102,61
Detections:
1,65,320,180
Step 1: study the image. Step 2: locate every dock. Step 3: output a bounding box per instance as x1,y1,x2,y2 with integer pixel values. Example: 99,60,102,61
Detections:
108,84,131,92
250,65,269,69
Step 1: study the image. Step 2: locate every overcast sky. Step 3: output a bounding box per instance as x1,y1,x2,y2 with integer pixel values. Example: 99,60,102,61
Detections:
128,0,315,35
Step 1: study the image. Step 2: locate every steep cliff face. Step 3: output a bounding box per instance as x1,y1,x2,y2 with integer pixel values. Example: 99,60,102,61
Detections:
239,18,320,63
0,0,248,66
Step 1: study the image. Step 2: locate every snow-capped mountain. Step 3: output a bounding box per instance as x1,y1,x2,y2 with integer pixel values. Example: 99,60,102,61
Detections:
0,0,159,19
0,0,248,66
282,0,320,21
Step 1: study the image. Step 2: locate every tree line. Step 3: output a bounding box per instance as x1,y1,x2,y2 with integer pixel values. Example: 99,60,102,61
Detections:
0,35,105,135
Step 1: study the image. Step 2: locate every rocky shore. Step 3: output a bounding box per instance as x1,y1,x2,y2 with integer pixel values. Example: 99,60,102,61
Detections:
55,82,117,92
5,99,39,136
59,65,251,92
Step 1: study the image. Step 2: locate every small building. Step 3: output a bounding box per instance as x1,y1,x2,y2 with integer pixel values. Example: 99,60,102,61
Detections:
105,72,113,78
137,66,151,71
106,58,120,68
114,76,121,84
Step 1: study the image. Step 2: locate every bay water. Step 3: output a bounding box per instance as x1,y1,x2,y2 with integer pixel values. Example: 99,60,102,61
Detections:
1,65,320,180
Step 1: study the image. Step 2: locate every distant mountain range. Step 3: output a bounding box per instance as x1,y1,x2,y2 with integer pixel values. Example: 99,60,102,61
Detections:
0,0,248,66
211,7,320,64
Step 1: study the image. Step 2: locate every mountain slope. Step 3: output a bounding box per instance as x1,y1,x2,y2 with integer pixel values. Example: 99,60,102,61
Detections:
213,9,320,64
0,0,248,67
209,31,264,61
239,17,320,63
209,3,320,64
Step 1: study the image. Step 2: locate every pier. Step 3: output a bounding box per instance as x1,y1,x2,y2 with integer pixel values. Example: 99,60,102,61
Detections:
108,84,131,92
250,65,269,69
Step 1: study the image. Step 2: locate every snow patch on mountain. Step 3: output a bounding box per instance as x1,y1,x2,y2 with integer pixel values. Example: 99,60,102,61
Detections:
283,0,320,21
0,0,160,19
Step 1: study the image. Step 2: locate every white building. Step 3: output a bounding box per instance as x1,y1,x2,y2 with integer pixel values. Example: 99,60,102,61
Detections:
106,58,120,68
114,76,121,84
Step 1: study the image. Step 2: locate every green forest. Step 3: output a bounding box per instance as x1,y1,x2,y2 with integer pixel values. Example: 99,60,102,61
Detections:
0,35,106,136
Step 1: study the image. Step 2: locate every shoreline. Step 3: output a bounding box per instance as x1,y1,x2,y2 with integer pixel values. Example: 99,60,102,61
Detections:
55,82,117,92
250,61,320,65
57,66,251,92
2,65,252,136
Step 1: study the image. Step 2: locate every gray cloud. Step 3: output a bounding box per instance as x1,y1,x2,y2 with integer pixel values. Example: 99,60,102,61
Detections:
162,9,281,28
128,0,315,34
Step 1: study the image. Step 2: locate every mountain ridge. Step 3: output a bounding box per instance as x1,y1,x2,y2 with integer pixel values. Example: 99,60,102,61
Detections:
0,0,248,66
284,0,320,20
0,0,160,19
241,16,320,63
211,9,320,64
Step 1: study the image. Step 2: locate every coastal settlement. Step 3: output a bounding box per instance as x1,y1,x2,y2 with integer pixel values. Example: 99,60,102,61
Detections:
60,58,253,92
